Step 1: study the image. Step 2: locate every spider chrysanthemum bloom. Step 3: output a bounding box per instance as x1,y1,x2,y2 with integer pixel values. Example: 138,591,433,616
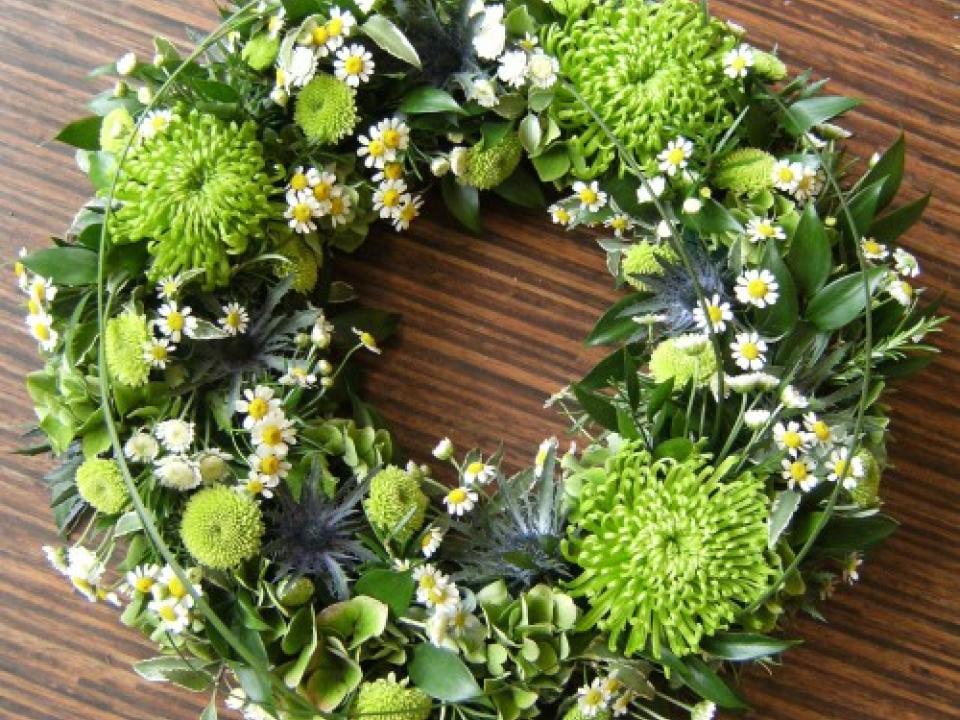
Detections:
105,309,151,387
75,458,128,515
563,442,772,658
365,466,428,544
294,73,359,145
180,485,264,569
541,0,740,178
109,110,274,289
462,133,523,190
350,678,432,720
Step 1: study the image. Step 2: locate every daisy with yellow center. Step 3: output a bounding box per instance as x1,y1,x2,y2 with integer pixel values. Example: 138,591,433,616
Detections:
803,412,833,445
14,247,28,291
735,268,780,308
723,44,754,79
240,473,279,499
288,165,315,192
577,679,611,717
148,597,190,633
887,277,914,306
412,564,449,601
373,178,407,219
548,203,573,227
235,385,281,429
463,461,496,486
140,109,174,140
248,449,291,482
373,161,404,183
26,311,58,351
794,165,823,201
375,117,410,154
358,131,388,168
334,43,374,87
153,565,200,607
267,8,286,38
279,364,317,387
773,421,811,458
604,213,634,237
251,410,297,457
781,457,818,492
746,217,786,243
420,527,444,558
156,301,197,342
444,486,479,516
827,448,864,490
285,189,321,233
219,302,249,336
730,331,768,371
860,237,889,261
572,180,608,213
126,564,160,595
771,159,802,192
27,275,57,306
692,293,733,333
657,136,693,176
352,326,381,354
155,275,181,300
142,338,173,369
324,7,356,51
392,194,422,232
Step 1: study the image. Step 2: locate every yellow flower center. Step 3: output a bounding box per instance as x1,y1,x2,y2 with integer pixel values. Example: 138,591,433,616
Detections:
14,261,24,277
261,425,283,446
27,298,41,315
427,587,448,604
150,344,168,362
134,577,155,593
225,310,242,329
747,278,769,299
782,431,802,449
789,461,808,480
813,420,831,442
383,162,403,180
584,689,603,707
167,576,186,598
382,128,402,149
314,182,332,201
554,208,570,224
247,397,269,420
330,197,345,216
260,455,281,475
248,478,265,494
166,311,184,332
34,323,50,341
777,167,795,183
158,605,178,622
707,304,724,323
898,281,913,299
276,68,287,86
293,203,313,223
666,147,685,166
448,488,468,504
578,188,598,205
863,240,882,255
419,574,437,590
732,56,748,71
740,342,759,360
421,535,434,550
367,139,385,157
344,55,363,75
162,281,177,296
611,216,628,231
326,17,344,36
290,173,308,191
382,189,401,207
757,222,776,238
466,461,485,477
311,25,329,45
834,459,849,477
359,331,377,349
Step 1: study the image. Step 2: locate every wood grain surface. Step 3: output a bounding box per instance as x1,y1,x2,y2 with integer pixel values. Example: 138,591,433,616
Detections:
0,1,957,718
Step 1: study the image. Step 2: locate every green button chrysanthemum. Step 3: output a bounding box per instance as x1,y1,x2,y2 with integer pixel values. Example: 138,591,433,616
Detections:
76,457,128,515
563,443,772,658
350,678,432,720
180,485,264,569
462,133,523,190
275,237,320,293
99,106,136,154
541,0,739,178
294,73,359,145
365,465,428,544
712,148,777,195
105,309,151,388
109,110,274,289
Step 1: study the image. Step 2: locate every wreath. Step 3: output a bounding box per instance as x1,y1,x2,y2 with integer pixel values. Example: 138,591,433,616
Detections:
20,1,944,719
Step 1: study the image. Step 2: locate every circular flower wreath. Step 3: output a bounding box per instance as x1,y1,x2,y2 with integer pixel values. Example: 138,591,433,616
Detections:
20,1,944,719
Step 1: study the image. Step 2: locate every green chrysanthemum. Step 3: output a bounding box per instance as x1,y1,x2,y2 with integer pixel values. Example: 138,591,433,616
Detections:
648,334,718,388
541,0,739,178
350,679,431,720
181,486,264,569
622,240,677,290
99,106,135,154
753,50,788,81
76,458,128,514
275,237,320,292
294,73,359,145
242,33,280,70
109,110,274,289
105,310,151,387
462,133,523,190
563,443,772,658
713,148,776,195
365,465,428,544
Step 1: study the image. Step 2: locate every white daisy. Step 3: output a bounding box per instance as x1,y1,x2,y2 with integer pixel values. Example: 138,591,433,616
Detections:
636,176,666,203
26,312,58,351
149,597,191,633
771,159,803,192
124,431,159,463
334,44,374,86
287,45,318,87
219,302,249,336
372,179,408,219
745,217,786,243
235,386,282,429
463,461,496,486
285,189,321,233
155,419,195,453
577,679,610,718
116,51,137,76
26,275,57,305
861,237,889,261
376,117,410,155
730,332,768,371
604,213,635,238
156,301,197,342
781,457,819,492
279,365,317,387
469,78,499,108
744,408,772,429
423,581,459,612
444,486,479,516
473,4,506,60
266,6,286,38
357,130,389,168
139,109,175,140
572,180,607,213
155,275,181,300
239,473,280,499
893,248,920,277
723,44,754,79
432,437,455,461
420,527,444,558
803,412,834,446
781,384,809,409
826,448,864,489
886,278,914,306
251,411,297,456
126,564,161,595
772,421,811,458
393,194,423,232
352,327,381,354
526,50,559,88
155,454,203,491
793,165,824,201
548,203,573,227
324,7,356,52
308,170,338,213
153,565,200,606
735,268,780,308
657,137,693,176
413,564,449,602
692,293,733,333
497,50,528,88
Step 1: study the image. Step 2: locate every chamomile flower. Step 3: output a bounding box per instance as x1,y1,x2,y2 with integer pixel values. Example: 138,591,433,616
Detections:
155,419,195,453
444,486,479,516
413,564,448,599
611,690,635,717
893,248,920,277
731,332,768,371
548,203,573,227
66,546,105,601
526,50,559,88
235,386,281,429
605,213,635,237
636,175,666,203
745,217,786,243
826,448,864,489
577,679,611,717
42,545,68,574
116,51,137,76
155,454,203,491
219,302,249,336
139,109,175,140
239,473,280,499
324,7,356,52
657,136,693,176
154,565,201,606
692,293,733,333
26,275,57,306
309,170,338,212
887,278,914,306
334,44,374,86
793,165,824,201
420,526,444,558
357,130,389,168
744,408,772,429
773,421,811,458
463,461,496,486
26,312,58,351
143,336,173,368
572,181,607,212
126,564,160,595
376,117,410,155
155,275,181,300
861,237,889,261
311,314,334,348
352,327,381,354
723,44,754,79
156,301,197,342
124,431,159,463
469,78,499,108
372,161,404,183
251,411,297,456
13,247,28,290
497,50,528,88
393,194,423,231
781,384,809,409
771,159,803,192
149,597,191,633
781,457,819,492
473,3,506,59
279,365,317,387
803,412,834,445
287,45,318,87
285,189,321,233
266,6,286,38
733,269,780,308
423,581,459,612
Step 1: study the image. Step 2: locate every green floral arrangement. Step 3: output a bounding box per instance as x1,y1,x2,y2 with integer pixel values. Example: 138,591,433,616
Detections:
18,1,943,718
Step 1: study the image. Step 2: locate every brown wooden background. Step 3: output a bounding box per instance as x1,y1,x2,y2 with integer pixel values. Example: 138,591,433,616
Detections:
0,1,958,718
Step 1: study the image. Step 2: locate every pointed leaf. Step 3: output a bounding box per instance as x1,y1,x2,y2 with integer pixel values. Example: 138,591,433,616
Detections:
759,240,799,337
398,86,464,115
860,133,904,210
843,180,886,241
804,267,886,331
788,204,832,297
768,490,801,549
783,96,861,136
701,632,800,662
441,175,482,233
361,15,421,68
56,116,103,150
409,645,482,702
571,384,619,432
869,193,930,243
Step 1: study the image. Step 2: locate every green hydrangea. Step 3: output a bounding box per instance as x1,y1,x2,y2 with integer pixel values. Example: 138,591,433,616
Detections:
350,678,431,720
181,486,264,569
275,237,320,292
105,310,151,387
365,465,428,544
541,0,739,178
563,442,772,658
109,110,274,289
462,133,523,190
294,73,359,145
648,335,718,388
99,106,135,154
713,148,777,195
76,457,128,514
242,33,280,70
621,240,676,290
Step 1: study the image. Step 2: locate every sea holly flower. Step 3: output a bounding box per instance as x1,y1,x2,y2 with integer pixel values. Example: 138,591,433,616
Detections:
731,332,768,371
735,268,780,308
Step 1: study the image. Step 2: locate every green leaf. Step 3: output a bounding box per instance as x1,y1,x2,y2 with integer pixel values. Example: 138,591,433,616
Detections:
783,96,861,136
56,116,103,150
409,645,482,702
398,86,465,115
133,657,214,692
317,596,388,649
354,569,415,618
531,145,570,182
304,642,362,712
682,199,743,234
571,384,619,432
201,696,218,720
861,133,904,210
361,15,422,68
759,240,799,337
22,246,98,285
660,651,749,710
441,175,482,233
585,293,646,346
194,79,241,104
282,0,322,21
653,438,694,461
494,165,545,209
768,490,801,549
84,150,119,191
518,113,541,155
788,203,832,297
701,632,800,662
809,513,899,553
843,180,886,240
804,267,886,331
869,193,930,243
579,348,628,390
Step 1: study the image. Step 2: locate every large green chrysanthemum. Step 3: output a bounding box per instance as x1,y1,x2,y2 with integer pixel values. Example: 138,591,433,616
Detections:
181,486,264,569
109,110,274,288
541,0,740,178
563,442,772,658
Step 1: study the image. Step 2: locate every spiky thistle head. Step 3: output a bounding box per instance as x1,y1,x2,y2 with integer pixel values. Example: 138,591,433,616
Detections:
563,440,773,658
109,110,274,289
541,0,740,179
181,485,264,570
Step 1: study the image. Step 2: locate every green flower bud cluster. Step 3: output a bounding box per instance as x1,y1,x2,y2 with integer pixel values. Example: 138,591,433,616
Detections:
76,457,128,514
180,485,264,569
462,134,523,190
365,465,428,544
105,310,151,388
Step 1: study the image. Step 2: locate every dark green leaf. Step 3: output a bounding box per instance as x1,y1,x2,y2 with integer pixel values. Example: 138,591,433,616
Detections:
861,133,905,210
877,352,935,379
354,569,415,618
494,165,546,209
659,651,749,710
788,204,832,297
768,490,801,549
805,513,899,553
398,86,464,115
682,199,743,234
653,438,694,461
701,632,800,662
531,145,570,182
409,645,482,702
585,293,646,346
201,696,218,720
56,116,103,150
571,384,619,432
842,180,885,240
22,246,98,286
441,175,482,233
804,267,886,331
869,193,930,244
579,348,627,390
759,240,799,337
194,79,241,104
361,15,421,68
783,96,861,136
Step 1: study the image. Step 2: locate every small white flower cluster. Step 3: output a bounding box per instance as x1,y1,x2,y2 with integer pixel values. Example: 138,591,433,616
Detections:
576,675,637,718
354,118,424,231
125,418,233,493
15,250,59,352
44,545,106,603
234,385,298,500
412,563,484,652
285,165,356,233
770,157,824,203
120,563,204,635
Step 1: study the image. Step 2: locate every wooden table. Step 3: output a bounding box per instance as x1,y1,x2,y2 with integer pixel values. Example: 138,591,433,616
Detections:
0,1,957,718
